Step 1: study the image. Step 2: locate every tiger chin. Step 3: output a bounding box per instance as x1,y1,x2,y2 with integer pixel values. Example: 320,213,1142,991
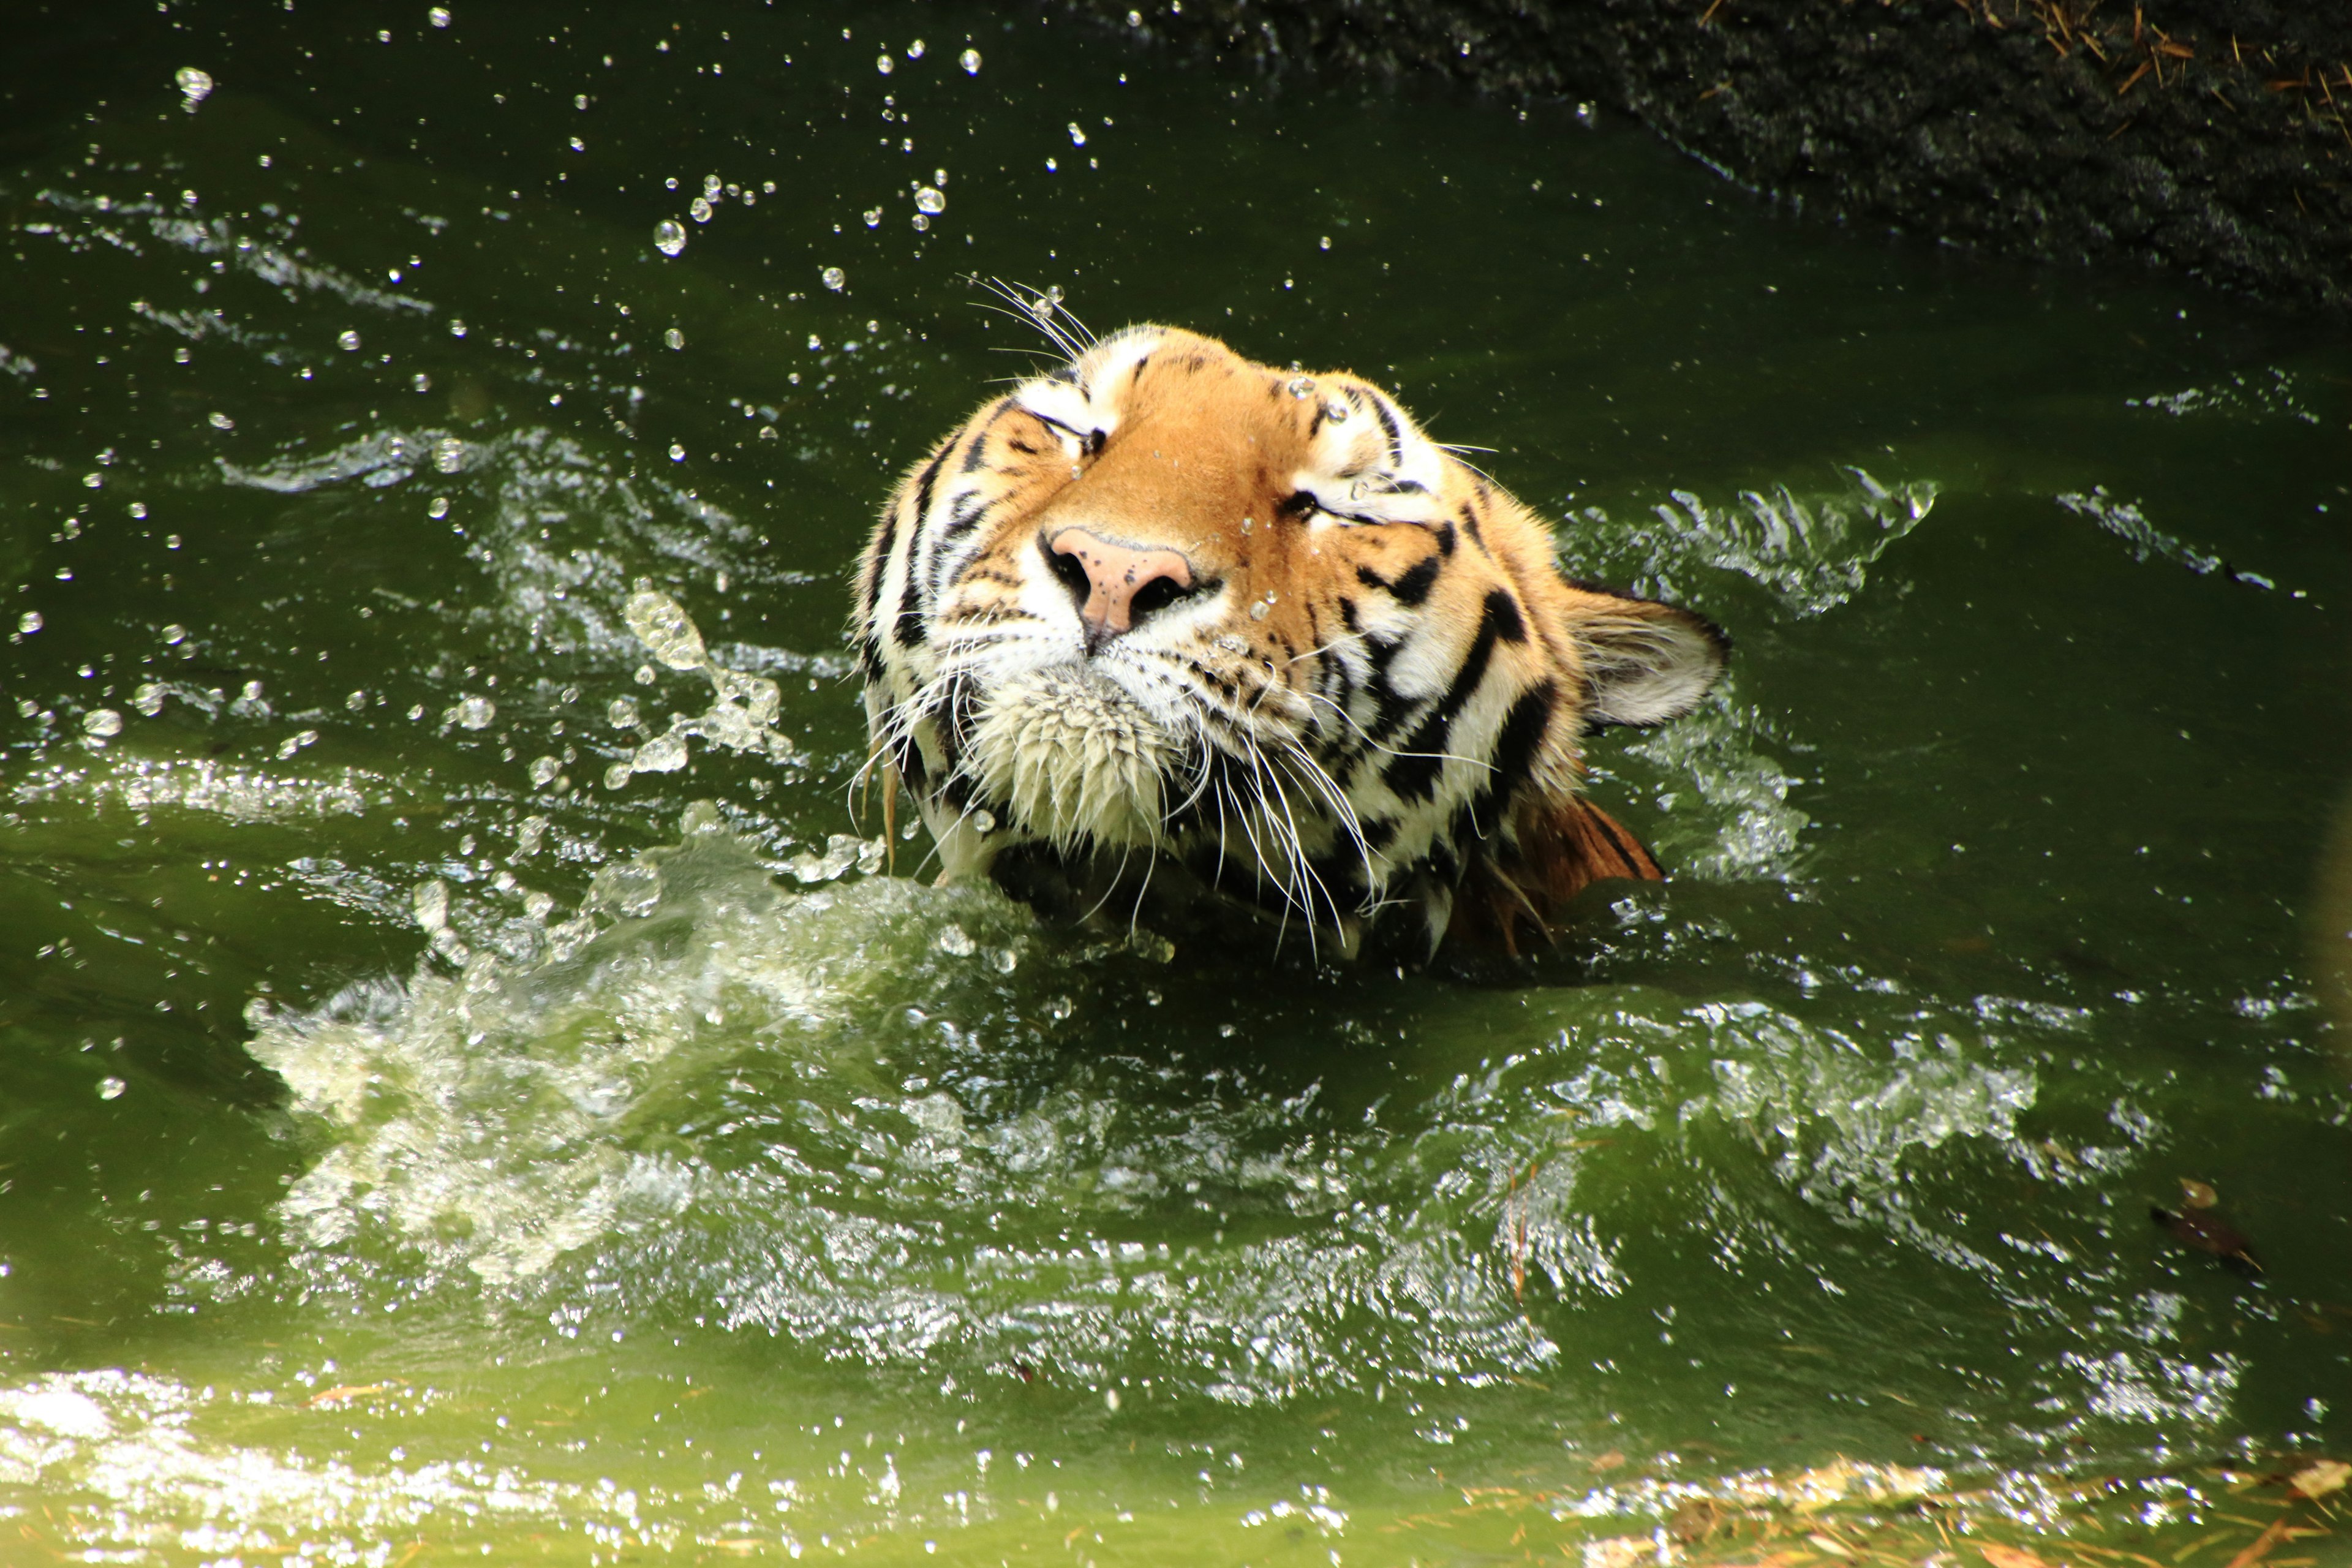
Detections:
853,324,1728,960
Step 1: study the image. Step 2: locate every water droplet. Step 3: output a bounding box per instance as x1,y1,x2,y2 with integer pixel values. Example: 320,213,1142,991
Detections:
17,611,41,635
412,880,448,931
208,412,234,430
529,755,560,787
1067,122,1087,146
412,371,432,392
1324,399,1349,423
625,588,709,671
1032,285,1064,319
970,809,998,834
161,624,186,645
654,219,687,256
959,48,982,74
936,925,976,957
689,196,713,224
83,708,123,737
98,1076,127,1101
634,665,657,686
668,443,686,462
934,168,950,186
910,214,930,232
664,327,685,350
1128,7,1143,24
703,173,722,198
603,761,634,790
990,948,1018,974
1105,1389,1120,1412
821,266,846,292
175,67,214,102
275,728,318,759
631,731,688,774
1319,235,1332,251
449,319,468,338
908,39,926,58
1287,376,1316,399
337,329,361,352
429,7,451,28
914,186,945,214
344,689,367,712
875,54,895,75
608,697,640,728
862,207,883,228
134,683,165,717
428,496,450,519
1248,600,1271,622
433,436,463,472
128,502,148,519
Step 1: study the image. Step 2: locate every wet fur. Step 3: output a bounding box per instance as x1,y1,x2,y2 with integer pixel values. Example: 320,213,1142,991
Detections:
853,324,1727,957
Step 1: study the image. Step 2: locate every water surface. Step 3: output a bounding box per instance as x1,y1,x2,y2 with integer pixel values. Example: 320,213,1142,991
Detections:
4,2,2350,1562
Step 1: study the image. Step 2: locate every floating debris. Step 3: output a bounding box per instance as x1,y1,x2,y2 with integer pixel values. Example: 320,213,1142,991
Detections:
2150,1202,2260,1274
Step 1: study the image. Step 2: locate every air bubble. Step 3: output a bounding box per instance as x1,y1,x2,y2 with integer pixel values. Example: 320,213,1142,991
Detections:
821,266,846,292
654,219,687,256
914,186,945,214
959,48,982,74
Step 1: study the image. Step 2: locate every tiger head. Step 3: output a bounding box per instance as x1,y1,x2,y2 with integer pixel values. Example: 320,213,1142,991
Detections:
854,324,1727,957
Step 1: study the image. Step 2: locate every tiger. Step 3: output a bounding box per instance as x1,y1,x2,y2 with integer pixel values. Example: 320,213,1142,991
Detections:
851,320,1728,959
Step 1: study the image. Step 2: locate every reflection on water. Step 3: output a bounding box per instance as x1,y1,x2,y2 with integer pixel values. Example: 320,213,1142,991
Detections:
2,0,2349,1561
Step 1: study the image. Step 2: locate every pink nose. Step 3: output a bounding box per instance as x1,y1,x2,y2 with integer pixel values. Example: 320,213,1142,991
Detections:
1049,528,1194,638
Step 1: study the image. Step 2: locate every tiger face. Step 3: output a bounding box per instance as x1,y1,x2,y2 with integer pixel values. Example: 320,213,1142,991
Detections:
854,325,1727,957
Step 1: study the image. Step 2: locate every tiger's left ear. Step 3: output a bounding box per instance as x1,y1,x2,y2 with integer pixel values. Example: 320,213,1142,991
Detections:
1564,588,1730,728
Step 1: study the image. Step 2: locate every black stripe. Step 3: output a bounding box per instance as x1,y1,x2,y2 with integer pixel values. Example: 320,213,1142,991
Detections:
1382,593,1510,802
1432,522,1457,557
1369,393,1404,469
1484,588,1527,644
959,404,1007,472
912,449,946,520
1463,682,1554,840
861,506,900,631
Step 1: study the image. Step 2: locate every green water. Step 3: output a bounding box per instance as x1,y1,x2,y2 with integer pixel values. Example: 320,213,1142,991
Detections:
4,2,2350,1563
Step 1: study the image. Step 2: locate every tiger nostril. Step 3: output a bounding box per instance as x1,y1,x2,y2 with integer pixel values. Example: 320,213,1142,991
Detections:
1048,528,1196,640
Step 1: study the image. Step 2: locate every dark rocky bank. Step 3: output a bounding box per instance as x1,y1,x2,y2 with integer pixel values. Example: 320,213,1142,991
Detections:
1057,0,2352,316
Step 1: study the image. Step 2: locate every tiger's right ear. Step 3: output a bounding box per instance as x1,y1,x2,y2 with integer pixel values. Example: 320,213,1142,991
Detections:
1563,588,1730,728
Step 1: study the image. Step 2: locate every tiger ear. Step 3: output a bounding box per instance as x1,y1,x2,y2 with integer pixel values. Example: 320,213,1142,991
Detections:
1565,588,1729,728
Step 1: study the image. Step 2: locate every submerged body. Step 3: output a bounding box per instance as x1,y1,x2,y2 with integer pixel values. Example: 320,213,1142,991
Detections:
854,324,1727,957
